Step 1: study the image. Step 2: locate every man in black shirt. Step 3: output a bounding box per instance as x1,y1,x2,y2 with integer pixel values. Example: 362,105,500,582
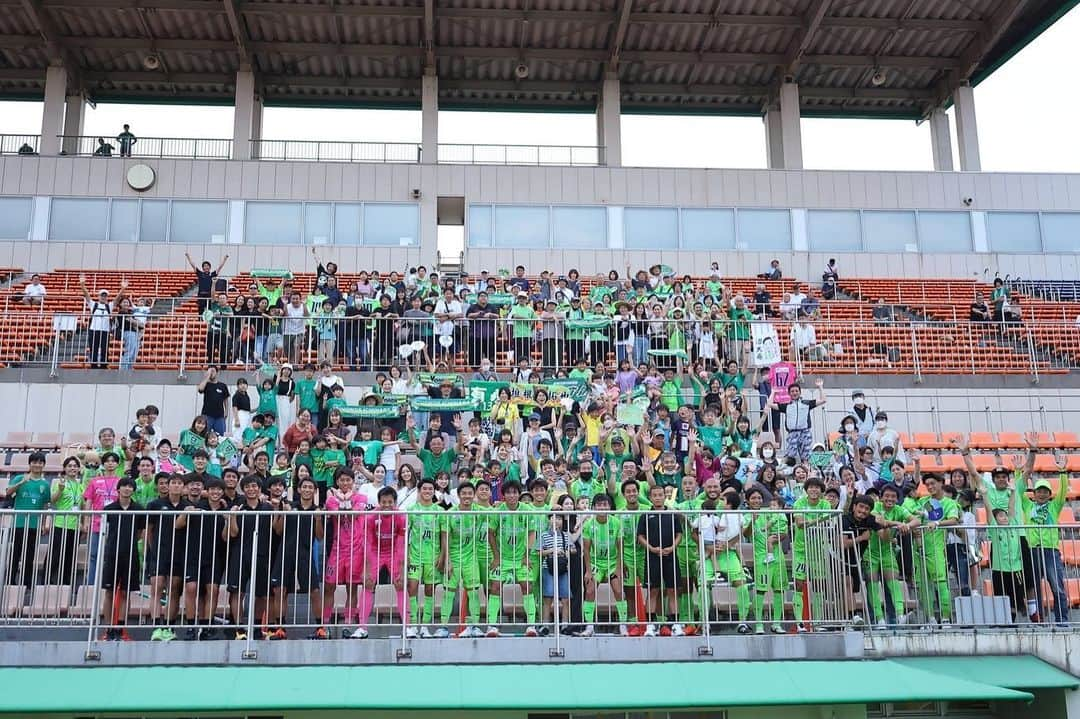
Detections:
100,477,146,641
269,475,325,639
186,252,228,314
221,467,243,507
180,477,230,640
224,475,278,639
369,295,397,370
842,494,880,626
146,474,190,641
636,484,685,637
465,292,499,370
753,283,774,318
197,366,231,436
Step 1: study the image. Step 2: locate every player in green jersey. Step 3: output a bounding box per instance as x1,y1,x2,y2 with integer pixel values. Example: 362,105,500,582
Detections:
487,481,540,636
674,473,703,627
743,487,789,634
913,473,960,624
868,484,920,626
791,477,833,631
580,493,628,636
405,478,447,639
472,480,496,591
618,477,649,634
442,482,484,637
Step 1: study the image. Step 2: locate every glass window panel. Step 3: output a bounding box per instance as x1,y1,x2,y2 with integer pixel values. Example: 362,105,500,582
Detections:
140,200,169,243
364,203,419,246
304,203,332,246
553,206,606,248
681,209,735,250
1040,213,1080,253
493,205,549,248
334,203,362,245
468,205,492,248
624,207,678,249
169,200,227,244
863,211,918,252
808,210,861,251
736,209,791,250
245,202,302,245
49,198,107,242
987,212,1042,252
916,211,971,253
108,199,139,242
0,197,32,241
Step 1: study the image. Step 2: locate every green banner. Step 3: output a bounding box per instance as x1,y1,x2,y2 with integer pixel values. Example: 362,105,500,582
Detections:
216,437,239,462
466,380,509,413
486,292,516,306
410,396,479,412
616,403,645,427
337,404,402,419
648,349,689,360
566,317,611,330
546,378,590,403
250,268,293,278
417,373,463,387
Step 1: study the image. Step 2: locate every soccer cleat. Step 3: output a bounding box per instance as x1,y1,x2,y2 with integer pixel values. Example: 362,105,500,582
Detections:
309,627,330,640
434,627,451,639
159,627,177,642
485,626,500,638
524,626,539,637
405,627,419,639
796,624,808,634
617,624,629,637
671,623,686,637
771,623,785,634
150,627,166,642
471,626,486,638
851,613,865,627
582,624,596,637
628,624,644,637
659,625,672,637
234,629,248,640
643,624,658,637
118,629,133,642
101,629,118,641
940,619,952,627
349,627,369,639
419,626,433,639
683,625,699,637
755,623,765,635
876,620,888,630
200,628,219,641
538,625,551,637
737,623,751,635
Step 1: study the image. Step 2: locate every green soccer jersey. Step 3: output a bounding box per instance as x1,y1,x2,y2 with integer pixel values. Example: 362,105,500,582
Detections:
295,377,320,413
791,496,832,555
444,508,480,563
418,448,457,480
349,439,384,467
312,448,346,487
868,502,912,561
508,304,537,339
916,495,960,558
408,502,445,563
491,502,537,565
744,512,789,561
581,516,622,570
11,476,50,529
50,476,86,532
473,504,495,562
989,522,1023,572
619,505,648,567
570,477,606,501
614,481,651,511
675,496,704,560
133,476,159,507
1019,472,1068,549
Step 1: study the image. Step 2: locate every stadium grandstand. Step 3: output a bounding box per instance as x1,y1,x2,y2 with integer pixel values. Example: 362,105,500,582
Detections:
2,0,1080,717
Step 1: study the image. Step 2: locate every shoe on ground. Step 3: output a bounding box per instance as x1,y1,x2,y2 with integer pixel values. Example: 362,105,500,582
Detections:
150,627,166,642
683,624,699,637
659,625,672,637
308,627,330,640
876,620,888,629
940,619,952,626
771,623,785,634
350,627,369,639
524,626,539,637
184,627,199,641
234,629,248,640
628,624,644,637
582,624,596,637
643,624,658,637
434,627,451,639
485,626,500,638
405,627,419,639
270,628,287,640
737,622,751,635
617,624,628,637
671,623,686,637
755,623,765,635
796,624,808,633
119,629,133,641
470,626,485,638
851,613,865,627
419,626,433,639
538,625,551,637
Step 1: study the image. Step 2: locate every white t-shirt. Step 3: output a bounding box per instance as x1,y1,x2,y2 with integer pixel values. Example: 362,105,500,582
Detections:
283,303,306,335
24,282,46,298
791,323,817,350
693,514,721,545
434,299,463,336
379,442,400,471
86,298,114,332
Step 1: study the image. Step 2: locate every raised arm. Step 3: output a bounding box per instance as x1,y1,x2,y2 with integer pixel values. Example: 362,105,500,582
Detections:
951,436,982,490
184,252,199,272
216,254,229,274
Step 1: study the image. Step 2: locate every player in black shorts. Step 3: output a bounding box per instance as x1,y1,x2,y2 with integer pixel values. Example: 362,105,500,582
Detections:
146,474,190,641
179,477,229,640
100,477,146,641
269,475,325,639
636,484,684,637
224,475,276,640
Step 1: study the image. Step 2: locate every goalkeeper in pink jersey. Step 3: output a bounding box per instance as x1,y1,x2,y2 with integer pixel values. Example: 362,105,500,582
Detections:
323,470,368,632
351,486,408,638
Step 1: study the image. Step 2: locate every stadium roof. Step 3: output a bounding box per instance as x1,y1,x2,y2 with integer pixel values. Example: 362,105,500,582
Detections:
0,0,1075,119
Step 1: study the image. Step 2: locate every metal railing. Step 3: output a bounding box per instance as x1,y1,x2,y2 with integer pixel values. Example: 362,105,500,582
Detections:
251,140,422,163
0,134,41,156
2,312,1079,378
438,143,604,166
0,506,855,652
56,136,232,160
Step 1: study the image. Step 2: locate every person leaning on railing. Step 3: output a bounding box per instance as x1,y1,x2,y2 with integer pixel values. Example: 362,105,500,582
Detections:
1016,436,1070,626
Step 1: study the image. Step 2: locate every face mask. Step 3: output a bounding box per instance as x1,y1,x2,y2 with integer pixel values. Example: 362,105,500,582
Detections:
844,423,855,432
762,449,775,459
580,472,593,480
875,420,886,429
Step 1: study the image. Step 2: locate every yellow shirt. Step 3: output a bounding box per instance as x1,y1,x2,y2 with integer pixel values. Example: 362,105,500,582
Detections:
582,413,601,447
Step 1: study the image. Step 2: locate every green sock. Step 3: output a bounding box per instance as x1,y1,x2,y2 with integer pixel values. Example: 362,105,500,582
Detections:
615,600,628,623
736,585,750,622
677,593,693,623
523,594,537,625
887,579,905,617
771,591,784,623
936,581,952,620
753,591,765,623
422,595,435,624
810,590,824,621
487,594,501,625
792,588,804,624
409,596,419,624
466,589,481,625
583,600,596,623
867,582,883,622
439,589,455,625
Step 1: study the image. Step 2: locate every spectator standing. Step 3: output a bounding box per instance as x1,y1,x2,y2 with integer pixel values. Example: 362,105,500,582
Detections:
116,124,137,157
186,253,229,314
767,379,826,462
78,274,127,369
197,366,231,436
5,452,50,590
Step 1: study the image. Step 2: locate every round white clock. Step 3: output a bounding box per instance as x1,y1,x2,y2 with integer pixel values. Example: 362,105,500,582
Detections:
126,163,156,191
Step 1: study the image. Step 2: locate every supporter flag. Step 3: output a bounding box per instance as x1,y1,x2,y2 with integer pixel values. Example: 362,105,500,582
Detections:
751,322,782,367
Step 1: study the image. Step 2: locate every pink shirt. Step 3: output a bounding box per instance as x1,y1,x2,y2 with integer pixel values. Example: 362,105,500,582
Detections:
365,510,406,559
82,475,120,532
